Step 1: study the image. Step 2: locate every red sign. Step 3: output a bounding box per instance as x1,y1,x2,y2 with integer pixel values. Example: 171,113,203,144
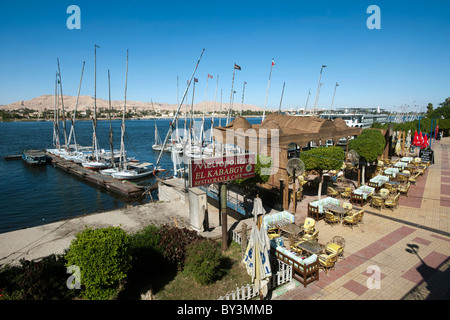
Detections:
189,153,255,187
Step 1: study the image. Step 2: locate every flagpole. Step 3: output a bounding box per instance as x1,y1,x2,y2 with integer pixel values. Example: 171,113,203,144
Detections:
302,88,311,116
313,65,326,115
278,82,285,114
241,81,246,116
262,59,274,123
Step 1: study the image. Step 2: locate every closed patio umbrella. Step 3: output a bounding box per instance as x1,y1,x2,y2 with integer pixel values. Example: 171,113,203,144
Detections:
242,196,272,299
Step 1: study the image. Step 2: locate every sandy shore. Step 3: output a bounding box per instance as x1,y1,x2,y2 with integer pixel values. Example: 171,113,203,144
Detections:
0,196,243,267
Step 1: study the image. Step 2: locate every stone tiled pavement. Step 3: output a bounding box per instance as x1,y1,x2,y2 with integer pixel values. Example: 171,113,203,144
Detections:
272,137,450,300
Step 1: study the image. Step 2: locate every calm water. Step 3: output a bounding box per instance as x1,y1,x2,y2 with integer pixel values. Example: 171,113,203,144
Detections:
0,116,262,234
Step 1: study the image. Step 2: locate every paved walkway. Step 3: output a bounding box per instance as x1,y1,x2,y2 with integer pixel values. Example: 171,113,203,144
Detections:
272,137,450,300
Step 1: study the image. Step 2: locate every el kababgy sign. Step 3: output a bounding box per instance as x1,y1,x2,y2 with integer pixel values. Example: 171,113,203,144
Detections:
189,153,255,187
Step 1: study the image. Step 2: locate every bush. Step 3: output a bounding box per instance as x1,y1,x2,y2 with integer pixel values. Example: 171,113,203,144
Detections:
184,239,223,285
158,225,204,271
129,224,162,257
0,254,77,300
65,226,132,300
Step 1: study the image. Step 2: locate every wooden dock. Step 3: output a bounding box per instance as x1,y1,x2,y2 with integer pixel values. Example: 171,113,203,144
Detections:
46,152,146,199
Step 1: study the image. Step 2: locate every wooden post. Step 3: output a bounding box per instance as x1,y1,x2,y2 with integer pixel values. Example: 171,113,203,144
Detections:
292,168,297,214
221,183,228,251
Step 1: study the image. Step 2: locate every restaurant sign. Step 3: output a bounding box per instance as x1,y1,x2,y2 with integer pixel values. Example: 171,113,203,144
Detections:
189,153,255,188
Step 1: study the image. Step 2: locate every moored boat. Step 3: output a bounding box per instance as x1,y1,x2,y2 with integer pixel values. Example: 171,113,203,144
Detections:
22,150,47,165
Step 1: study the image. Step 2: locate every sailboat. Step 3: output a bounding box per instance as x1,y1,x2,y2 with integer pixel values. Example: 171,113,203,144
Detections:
152,117,172,152
107,50,156,180
82,44,110,170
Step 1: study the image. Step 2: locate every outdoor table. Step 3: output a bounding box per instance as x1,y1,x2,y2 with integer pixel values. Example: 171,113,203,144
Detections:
384,167,399,178
324,204,348,223
394,161,408,169
295,240,325,256
401,157,413,163
280,223,304,239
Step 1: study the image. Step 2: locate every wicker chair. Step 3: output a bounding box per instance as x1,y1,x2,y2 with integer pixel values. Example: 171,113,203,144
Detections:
385,193,400,211
340,187,352,199
399,182,410,197
342,202,354,215
318,252,338,275
327,236,346,260
371,196,384,211
379,188,390,199
301,229,319,242
324,211,339,226
327,186,339,198
343,210,362,229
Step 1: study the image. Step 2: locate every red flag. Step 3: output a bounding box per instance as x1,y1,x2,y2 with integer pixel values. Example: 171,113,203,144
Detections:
207,74,213,79
272,59,275,66
423,134,429,148
194,78,198,83
413,131,418,146
234,64,241,70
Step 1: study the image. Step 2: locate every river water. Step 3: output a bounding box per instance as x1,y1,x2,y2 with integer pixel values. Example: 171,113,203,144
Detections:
0,116,262,234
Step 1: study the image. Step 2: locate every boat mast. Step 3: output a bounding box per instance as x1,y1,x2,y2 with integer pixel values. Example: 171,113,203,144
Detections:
278,82,285,114
262,59,275,123
53,72,61,149
108,69,115,168
329,82,339,119
313,65,326,115
154,48,205,170
211,74,219,143
92,44,100,160
57,58,69,150
67,61,85,152
119,49,129,171
302,88,311,115
240,81,246,116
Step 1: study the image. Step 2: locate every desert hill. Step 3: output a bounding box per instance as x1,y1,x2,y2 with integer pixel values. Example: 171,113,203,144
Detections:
1,95,264,113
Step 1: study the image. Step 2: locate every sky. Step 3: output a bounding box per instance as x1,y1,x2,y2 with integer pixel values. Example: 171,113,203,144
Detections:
0,0,449,113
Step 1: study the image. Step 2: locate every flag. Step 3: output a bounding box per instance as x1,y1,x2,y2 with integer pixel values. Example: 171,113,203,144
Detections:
234,64,241,70
272,59,275,66
244,81,247,85
207,74,213,79
194,78,198,83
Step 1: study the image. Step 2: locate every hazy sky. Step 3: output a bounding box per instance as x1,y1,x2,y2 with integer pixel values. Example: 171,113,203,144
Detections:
0,0,449,112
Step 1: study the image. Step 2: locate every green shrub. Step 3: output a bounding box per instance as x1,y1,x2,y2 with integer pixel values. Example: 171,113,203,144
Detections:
158,225,204,271
129,224,162,257
0,254,77,300
184,239,223,285
65,226,132,300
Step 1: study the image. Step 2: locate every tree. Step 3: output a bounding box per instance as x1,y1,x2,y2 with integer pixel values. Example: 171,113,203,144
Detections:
426,103,433,116
348,129,385,185
232,155,272,188
299,146,345,199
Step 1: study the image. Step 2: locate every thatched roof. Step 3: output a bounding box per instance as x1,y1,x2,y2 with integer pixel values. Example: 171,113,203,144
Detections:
214,114,362,148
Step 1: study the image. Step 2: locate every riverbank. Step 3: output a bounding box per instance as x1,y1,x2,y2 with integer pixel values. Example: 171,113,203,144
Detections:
0,180,245,267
